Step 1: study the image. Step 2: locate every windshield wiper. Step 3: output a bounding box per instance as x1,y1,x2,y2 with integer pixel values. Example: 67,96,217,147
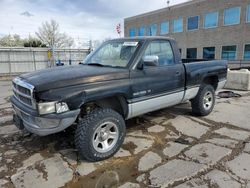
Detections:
86,63,123,68
86,63,104,67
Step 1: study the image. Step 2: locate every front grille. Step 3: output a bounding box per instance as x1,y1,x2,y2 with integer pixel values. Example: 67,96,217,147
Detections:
12,77,36,109
13,83,31,96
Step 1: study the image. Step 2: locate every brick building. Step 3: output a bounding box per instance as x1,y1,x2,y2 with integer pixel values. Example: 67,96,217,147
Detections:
124,0,250,63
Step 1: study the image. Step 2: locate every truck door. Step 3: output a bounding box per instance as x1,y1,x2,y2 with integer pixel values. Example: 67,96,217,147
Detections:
128,39,185,118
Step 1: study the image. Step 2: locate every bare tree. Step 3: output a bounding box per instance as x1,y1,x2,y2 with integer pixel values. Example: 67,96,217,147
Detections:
35,20,74,48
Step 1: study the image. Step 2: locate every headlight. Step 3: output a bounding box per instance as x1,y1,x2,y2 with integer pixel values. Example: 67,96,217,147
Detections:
38,102,56,115
38,102,69,115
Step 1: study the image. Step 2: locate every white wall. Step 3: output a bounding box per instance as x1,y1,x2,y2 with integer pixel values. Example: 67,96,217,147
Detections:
0,48,90,74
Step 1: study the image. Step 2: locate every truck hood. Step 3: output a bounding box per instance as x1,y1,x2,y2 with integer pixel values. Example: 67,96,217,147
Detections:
20,65,129,92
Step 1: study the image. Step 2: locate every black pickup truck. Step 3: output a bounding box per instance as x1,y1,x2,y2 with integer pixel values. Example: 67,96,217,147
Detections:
11,37,227,161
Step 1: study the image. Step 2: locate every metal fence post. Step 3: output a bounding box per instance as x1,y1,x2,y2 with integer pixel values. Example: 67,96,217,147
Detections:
32,49,36,71
8,48,11,74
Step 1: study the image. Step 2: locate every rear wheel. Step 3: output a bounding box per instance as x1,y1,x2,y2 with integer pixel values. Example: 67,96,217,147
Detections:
191,84,215,116
74,108,126,161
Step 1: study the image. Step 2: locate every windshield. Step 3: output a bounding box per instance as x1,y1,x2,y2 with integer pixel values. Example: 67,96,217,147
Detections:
84,40,139,68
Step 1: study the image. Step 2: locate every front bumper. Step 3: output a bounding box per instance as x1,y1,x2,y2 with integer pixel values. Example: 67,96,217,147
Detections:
11,96,80,136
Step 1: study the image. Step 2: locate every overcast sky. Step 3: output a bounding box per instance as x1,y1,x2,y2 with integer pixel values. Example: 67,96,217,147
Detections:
0,0,188,42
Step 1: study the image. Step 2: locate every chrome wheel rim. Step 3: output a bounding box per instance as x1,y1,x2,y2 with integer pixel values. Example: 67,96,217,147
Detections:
92,121,119,153
203,91,213,110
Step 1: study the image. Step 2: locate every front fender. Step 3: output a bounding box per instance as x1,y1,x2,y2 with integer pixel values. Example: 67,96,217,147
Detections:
36,86,86,110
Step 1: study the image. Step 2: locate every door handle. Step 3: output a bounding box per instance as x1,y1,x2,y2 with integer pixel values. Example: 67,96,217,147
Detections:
175,71,181,76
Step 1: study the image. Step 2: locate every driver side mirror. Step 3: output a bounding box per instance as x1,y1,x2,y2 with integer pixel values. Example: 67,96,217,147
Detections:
143,55,159,67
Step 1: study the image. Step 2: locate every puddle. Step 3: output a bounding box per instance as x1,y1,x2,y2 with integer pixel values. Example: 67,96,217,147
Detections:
65,158,141,188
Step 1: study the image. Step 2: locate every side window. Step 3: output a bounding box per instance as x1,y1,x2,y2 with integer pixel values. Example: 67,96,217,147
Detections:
143,41,174,66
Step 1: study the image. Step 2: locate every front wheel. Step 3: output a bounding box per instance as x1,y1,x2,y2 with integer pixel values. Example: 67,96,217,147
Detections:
191,84,215,116
74,108,126,161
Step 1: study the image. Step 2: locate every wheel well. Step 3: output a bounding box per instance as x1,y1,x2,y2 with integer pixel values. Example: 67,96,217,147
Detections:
202,76,218,90
80,96,128,118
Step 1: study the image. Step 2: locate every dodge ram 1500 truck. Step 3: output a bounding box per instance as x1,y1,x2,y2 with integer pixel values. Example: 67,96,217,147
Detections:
11,37,227,161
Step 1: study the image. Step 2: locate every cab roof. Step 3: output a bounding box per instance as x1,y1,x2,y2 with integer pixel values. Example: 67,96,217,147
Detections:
110,36,175,42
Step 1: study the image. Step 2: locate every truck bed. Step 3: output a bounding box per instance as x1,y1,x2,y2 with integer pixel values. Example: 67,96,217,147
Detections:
183,60,228,89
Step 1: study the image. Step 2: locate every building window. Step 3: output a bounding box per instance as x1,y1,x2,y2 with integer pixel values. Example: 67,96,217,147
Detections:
222,45,237,60
187,48,197,59
247,5,250,23
244,44,250,60
149,24,157,36
173,18,183,33
160,22,169,35
203,47,215,59
224,7,241,26
139,27,146,36
204,12,219,28
129,28,137,37
187,16,199,31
